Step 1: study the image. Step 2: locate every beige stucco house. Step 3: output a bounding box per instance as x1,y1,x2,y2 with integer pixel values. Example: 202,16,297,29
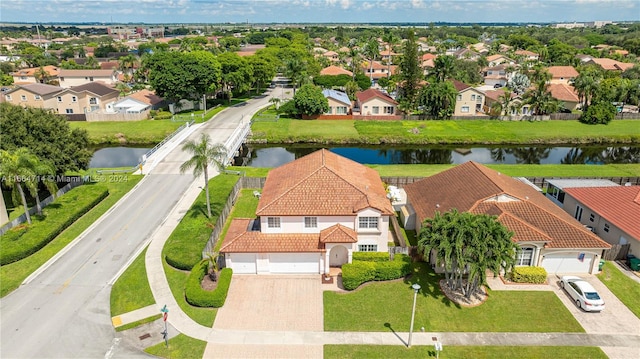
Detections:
3,83,62,110
354,88,399,117
220,149,395,274
54,82,119,115
322,89,352,115
10,65,60,85
58,69,117,88
453,80,486,116
402,162,611,274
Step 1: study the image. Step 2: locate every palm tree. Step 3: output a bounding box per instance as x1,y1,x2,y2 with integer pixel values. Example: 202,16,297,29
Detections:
433,55,455,83
363,38,380,83
348,46,361,81
571,66,602,110
283,58,307,95
34,66,50,84
0,149,38,224
382,32,399,79
179,134,227,218
25,155,58,216
269,97,281,110
204,251,220,281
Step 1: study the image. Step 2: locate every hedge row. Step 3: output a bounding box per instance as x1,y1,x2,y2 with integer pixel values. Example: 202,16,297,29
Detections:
185,260,232,308
508,266,548,284
0,185,109,265
352,252,390,262
164,174,239,270
342,254,412,290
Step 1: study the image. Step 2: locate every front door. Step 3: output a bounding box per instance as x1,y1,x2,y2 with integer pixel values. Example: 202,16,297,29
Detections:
329,245,348,267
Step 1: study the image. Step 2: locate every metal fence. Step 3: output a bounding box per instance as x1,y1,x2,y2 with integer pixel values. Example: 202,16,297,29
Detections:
0,177,85,235
382,176,640,189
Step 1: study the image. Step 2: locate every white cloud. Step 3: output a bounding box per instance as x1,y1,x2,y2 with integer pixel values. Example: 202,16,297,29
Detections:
410,0,426,9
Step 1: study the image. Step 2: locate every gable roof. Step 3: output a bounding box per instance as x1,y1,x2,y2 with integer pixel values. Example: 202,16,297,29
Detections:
68,82,118,97
220,219,324,253
256,149,394,217
6,83,62,96
320,65,353,77
588,58,634,71
547,83,579,103
319,224,358,243
127,89,164,105
404,161,610,249
422,53,437,61
547,66,579,79
563,186,640,240
11,65,59,77
514,50,538,57
322,89,351,106
356,88,397,105
451,80,470,92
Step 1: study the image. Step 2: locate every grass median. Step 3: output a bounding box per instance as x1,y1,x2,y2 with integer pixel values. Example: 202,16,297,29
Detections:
251,119,640,145
324,345,607,358
110,247,155,317
597,261,640,319
0,174,142,297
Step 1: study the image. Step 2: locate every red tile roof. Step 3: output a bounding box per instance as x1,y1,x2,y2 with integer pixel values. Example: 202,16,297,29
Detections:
320,224,358,243
547,83,579,103
548,66,579,79
589,58,634,71
220,219,324,253
451,80,470,92
128,89,164,105
356,88,398,105
256,149,394,217
422,53,437,61
320,65,353,76
563,186,640,240
404,161,610,249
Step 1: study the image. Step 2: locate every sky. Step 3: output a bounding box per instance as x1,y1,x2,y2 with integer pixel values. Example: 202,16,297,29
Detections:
1,0,638,25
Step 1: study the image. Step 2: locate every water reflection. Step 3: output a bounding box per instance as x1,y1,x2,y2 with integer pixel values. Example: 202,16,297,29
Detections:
243,145,639,167
89,147,150,168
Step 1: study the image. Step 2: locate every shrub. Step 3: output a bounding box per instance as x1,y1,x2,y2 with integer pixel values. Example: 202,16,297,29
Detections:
352,252,389,262
152,111,173,120
508,266,548,284
579,101,616,125
185,260,232,308
0,185,109,265
342,254,412,290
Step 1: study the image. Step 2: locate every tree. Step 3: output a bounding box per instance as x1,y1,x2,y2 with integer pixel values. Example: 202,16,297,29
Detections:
204,251,220,281
27,155,58,216
292,84,329,116
363,38,380,83
0,148,39,224
418,81,458,119
417,209,517,299
247,55,276,94
118,54,137,83
344,80,360,101
572,65,602,110
269,97,281,109
0,103,91,173
451,58,482,84
283,57,308,95
397,29,422,113
217,52,253,103
179,134,227,218
382,31,399,78
522,80,559,115
507,72,530,95
579,101,616,125
432,55,455,83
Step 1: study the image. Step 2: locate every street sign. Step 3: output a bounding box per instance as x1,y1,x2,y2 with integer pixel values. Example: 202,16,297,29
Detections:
163,312,168,322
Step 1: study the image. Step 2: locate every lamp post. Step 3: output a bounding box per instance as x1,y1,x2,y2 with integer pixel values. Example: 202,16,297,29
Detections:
407,283,421,348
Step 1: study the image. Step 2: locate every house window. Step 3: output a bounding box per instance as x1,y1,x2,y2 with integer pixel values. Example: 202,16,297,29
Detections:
326,107,333,114
60,77,64,81
461,106,470,113
477,95,482,102
574,205,583,221
384,106,394,114
20,95,27,101
71,96,77,103
471,94,476,100
267,217,281,228
336,106,347,114
89,97,97,105
358,244,377,252
34,95,41,100
603,224,610,233
20,76,27,80
89,77,94,81
358,217,378,229
457,94,462,100
516,247,534,266
65,109,74,114
304,217,317,228
57,96,62,102
589,213,595,222
372,106,379,114
5,95,11,101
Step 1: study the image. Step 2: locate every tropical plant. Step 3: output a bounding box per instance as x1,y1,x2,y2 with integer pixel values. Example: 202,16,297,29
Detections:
417,81,458,118
179,134,227,218
0,149,39,224
571,65,603,110
204,251,220,281
283,57,308,95
522,80,559,115
432,55,455,83
397,29,422,113
507,72,530,95
362,38,380,82
292,83,329,116
269,97,281,109
579,101,616,125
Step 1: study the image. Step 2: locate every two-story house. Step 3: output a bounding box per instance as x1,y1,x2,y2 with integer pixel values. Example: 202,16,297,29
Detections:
3,83,62,110
483,64,517,88
220,149,395,274
11,65,60,85
58,69,117,88
453,80,486,116
547,66,579,85
54,82,119,115
354,88,399,117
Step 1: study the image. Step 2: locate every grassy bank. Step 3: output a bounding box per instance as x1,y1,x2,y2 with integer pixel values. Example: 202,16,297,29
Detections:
250,119,640,145
0,174,141,297
70,120,183,146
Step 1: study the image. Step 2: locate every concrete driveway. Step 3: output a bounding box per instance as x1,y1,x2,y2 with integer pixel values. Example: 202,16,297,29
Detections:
550,275,640,335
213,275,323,331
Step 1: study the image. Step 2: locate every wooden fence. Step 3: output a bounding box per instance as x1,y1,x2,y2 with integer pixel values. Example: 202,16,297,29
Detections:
86,110,150,122
602,244,630,261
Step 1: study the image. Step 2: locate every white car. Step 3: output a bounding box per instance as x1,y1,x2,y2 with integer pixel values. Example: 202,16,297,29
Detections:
560,276,605,312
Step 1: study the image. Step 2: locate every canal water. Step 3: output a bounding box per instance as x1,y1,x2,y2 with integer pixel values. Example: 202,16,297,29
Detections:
89,147,151,168
242,145,640,167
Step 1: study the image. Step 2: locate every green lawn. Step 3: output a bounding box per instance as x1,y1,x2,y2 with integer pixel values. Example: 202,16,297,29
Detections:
0,174,142,297
597,261,640,319
110,247,155,317
71,120,183,146
144,334,206,359
251,119,640,145
163,260,217,327
324,263,583,333
324,345,607,359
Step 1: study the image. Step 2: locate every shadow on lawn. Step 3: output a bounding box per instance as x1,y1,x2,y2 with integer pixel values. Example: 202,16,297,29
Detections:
403,262,461,309
384,322,407,346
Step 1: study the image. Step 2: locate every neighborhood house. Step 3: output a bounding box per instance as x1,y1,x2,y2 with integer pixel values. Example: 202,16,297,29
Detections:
220,149,395,275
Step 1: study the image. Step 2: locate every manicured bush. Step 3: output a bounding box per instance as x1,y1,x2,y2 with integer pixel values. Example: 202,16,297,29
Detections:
185,260,232,308
152,111,173,120
342,254,412,290
579,101,616,125
0,185,109,265
352,252,389,262
164,174,239,270
508,266,548,284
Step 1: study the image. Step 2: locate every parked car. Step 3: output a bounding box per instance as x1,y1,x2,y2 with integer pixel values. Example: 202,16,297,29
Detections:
560,276,605,312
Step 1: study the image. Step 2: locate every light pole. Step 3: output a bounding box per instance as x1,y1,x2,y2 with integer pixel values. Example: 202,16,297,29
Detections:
407,283,421,348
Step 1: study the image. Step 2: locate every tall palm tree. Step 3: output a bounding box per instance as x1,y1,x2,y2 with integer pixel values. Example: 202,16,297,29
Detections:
179,134,227,218
433,55,455,83
34,66,50,84
28,156,58,216
382,32,399,79
283,58,307,95
0,149,38,224
363,38,380,83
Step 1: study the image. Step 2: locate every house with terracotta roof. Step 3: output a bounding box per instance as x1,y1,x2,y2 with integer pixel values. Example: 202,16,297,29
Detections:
361,60,397,82
402,162,611,274
514,50,539,62
323,50,340,62
319,65,353,77
58,69,117,88
11,65,60,85
547,66,579,85
220,149,395,274
3,83,62,110
562,185,640,258
547,83,580,111
354,88,399,117
452,80,487,116
486,54,515,67
322,89,351,115
585,58,635,72
453,48,480,61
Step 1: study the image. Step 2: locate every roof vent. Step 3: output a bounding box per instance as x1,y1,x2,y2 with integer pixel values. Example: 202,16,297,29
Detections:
525,196,529,200
625,182,632,186
436,204,440,208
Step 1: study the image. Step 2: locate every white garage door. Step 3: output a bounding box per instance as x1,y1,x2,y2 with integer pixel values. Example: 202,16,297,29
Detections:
230,253,257,274
269,253,320,274
542,253,594,273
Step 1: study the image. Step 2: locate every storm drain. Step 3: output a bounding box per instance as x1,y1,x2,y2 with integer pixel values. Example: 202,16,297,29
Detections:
139,333,151,340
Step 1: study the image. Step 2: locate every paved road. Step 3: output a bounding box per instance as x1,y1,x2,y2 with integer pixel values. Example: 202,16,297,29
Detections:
0,91,276,359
